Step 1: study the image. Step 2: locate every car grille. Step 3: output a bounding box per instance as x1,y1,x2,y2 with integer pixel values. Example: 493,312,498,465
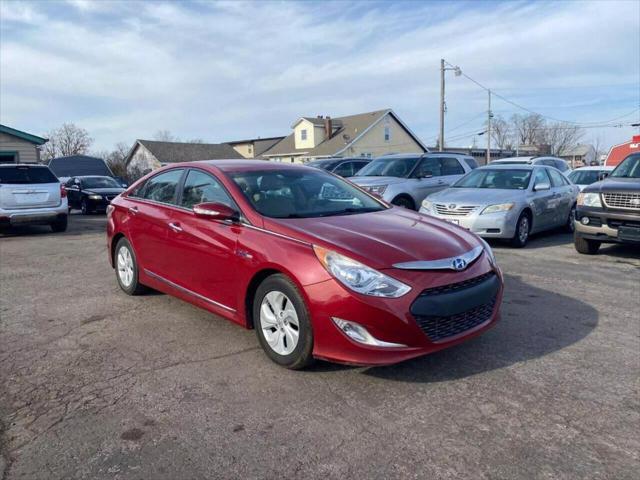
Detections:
607,219,640,229
414,298,497,342
434,203,477,216
602,192,640,211
413,272,498,341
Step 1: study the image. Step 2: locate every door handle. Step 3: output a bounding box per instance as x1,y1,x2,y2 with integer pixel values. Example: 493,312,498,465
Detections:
168,222,183,233
128,206,139,215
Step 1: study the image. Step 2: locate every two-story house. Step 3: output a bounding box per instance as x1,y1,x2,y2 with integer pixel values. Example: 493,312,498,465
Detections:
261,109,427,163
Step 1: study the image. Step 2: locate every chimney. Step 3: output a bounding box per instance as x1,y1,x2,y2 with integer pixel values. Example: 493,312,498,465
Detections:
324,116,333,139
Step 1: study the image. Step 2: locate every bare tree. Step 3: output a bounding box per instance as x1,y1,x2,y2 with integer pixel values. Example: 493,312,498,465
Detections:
105,142,131,178
486,115,513,149
187,138,204,144
537,122,584,156
153,130,179,142
511,113,545,146
41,123,93,160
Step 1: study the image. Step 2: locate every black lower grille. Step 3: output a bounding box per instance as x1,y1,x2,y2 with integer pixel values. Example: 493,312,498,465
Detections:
414,297,496,341
608,219,640,229
412,272,498,342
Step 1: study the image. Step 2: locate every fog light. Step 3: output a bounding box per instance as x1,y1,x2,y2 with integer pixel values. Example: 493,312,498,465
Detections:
581,216,590,225
331,318,407,348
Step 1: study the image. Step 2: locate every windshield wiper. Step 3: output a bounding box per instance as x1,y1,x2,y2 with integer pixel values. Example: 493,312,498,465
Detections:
317,207,382,217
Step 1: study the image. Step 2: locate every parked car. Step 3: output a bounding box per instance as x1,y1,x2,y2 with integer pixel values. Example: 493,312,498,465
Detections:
107,161,503,369
420,165,580,247
0,164,68,232
306,157,371,177
491,156,571,173
65,175,126,214
350,153,478,210
574,153,640,254
567,166,614,190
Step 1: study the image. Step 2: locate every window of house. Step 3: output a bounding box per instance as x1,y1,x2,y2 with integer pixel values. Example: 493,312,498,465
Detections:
301,129,307,141
384,126,391,142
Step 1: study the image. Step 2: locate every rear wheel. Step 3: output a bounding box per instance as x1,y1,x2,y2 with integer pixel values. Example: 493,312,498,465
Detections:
511,212,530,248
391,195,415,210
574,233,600,254
253,274,314,370
50,215,68,233
114,237,147,295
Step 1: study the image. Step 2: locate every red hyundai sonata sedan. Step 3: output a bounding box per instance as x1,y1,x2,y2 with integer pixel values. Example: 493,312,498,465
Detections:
107,160,503,369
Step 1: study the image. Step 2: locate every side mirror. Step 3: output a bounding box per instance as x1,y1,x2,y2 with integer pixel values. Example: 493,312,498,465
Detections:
418,171,433,179
599,172,609,180
193,202,239,222
534,181,551,191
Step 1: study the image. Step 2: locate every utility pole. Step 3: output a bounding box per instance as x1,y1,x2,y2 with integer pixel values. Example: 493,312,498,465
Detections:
486,89,492,164
439,59,445,151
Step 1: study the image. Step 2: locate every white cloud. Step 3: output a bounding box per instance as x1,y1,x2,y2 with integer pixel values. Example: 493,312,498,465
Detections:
0,0,638,150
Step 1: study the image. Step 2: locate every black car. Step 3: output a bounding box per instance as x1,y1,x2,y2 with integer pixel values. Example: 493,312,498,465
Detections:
306,157,371,177
574,153,640,254
65,176,125,214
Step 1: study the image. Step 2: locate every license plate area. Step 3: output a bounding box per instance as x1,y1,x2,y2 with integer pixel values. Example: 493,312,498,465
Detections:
618,226,640,242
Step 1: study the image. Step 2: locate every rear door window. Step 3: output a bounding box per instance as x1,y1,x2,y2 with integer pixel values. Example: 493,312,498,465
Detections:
464,157,479,169
132,169,184,205
0,166,58,184
441,157,465,175
413,157,441,177
554,160,569,172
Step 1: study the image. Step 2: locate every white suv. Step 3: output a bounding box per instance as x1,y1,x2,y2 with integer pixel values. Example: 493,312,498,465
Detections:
0,164,68,232
350,153,478,210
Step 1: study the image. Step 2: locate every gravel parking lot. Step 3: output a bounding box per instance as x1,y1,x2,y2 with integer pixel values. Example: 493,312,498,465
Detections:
1,214,639,479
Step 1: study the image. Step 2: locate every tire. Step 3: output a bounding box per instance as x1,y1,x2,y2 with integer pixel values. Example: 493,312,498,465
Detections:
564,204,577,233
391,195,415,210
114,237,148,295
253,274,314,370
81,199,90,215
511,212,531,248
50,215,68,233
574,233,600,255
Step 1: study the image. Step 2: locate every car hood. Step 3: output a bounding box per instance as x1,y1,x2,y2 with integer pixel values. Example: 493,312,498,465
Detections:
583,177,640,193
428,188,523,205
349,176,406,187
85,188,125,194
265,208,481,270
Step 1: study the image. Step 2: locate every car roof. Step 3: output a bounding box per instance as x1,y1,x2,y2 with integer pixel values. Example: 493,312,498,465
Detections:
571,165,614,171
375,153,426,159
477,164,537,170
490,157,535,163
74,175,115,178
0,163,50,168
185,159,314,173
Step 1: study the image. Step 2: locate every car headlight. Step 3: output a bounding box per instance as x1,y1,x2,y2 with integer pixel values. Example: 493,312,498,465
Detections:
313,246,411,298
421,199,433,212
478,237,496,266
577,192,601,207
88,194,103,200
481,203,515,215
366,185,387,196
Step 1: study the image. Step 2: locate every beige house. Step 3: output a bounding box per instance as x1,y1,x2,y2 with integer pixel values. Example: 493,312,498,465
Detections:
227,136,285,158
126,139,243,178
261,109,427,163
559,144,596,168
0,124,48,164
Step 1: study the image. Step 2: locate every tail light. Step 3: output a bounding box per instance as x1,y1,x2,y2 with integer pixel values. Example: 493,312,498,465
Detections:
60,184,67,198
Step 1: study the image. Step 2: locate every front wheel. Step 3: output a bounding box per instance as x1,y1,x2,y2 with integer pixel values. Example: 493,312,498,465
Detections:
81,199,90,215
574,233,600,255
253,274,314,370
114,237,148,295
565,205,576,233
391,196,415,210
510,212,530,248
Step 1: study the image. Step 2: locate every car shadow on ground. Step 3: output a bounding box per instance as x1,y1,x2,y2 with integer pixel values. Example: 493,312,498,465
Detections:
315,273,599,381
0,211,106,238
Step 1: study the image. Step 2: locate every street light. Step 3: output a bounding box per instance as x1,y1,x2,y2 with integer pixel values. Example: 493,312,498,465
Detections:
439,59,462,151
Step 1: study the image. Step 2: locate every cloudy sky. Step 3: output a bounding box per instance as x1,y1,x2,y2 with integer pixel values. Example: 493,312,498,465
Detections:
1,0,639,152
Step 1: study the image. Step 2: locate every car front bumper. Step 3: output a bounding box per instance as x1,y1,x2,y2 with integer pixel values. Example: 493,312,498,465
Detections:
575,206,640,244
0,200,68,227
304,253,503,366
419,207,518,239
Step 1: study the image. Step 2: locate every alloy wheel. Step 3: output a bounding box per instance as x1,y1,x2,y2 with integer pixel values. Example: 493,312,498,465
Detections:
519,217,529,244
259,291,300,356
117,246,134,287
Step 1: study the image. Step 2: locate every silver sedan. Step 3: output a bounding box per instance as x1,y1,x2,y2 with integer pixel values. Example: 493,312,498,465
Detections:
419,165,580,247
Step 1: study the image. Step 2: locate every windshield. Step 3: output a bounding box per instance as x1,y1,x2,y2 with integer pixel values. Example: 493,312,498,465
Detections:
611,155,640,179
228,169,386,218
82,176,121,188
355,157,419,178
568,170,603,185
453,169,532,190
0,166,58,184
